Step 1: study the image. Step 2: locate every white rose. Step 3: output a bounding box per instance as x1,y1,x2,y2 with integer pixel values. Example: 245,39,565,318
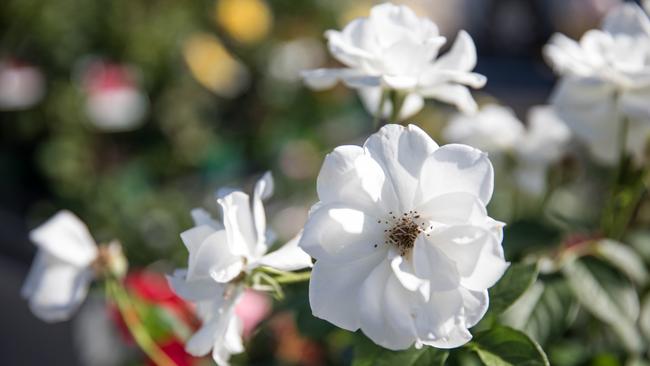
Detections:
169,172,312,365
444,104,571,195
299,124,508,350
543,3,650,165
21,211,99,322
302,3,485,118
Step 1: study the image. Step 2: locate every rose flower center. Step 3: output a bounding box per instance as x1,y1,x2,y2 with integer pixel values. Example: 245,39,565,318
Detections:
380,211,430,256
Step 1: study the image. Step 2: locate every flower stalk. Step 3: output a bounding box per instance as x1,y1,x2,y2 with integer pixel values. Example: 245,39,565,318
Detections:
106,278,176,366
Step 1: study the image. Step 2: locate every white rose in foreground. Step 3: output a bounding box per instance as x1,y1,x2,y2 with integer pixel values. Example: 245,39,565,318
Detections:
21,211,99,322
299,124,508,350
543,3,650,165
444,104,570,195
168,172,312,365
302,3,485,118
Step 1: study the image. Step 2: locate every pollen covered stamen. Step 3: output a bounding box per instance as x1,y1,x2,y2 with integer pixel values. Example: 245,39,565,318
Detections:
383,210,424,256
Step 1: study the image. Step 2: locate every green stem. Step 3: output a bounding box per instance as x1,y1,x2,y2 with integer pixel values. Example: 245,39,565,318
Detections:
274,271,311,284
257,266,311,284
601,116,630,235
611,173,647,240
373,89,388,129
106,279,176,366
388,89,406,123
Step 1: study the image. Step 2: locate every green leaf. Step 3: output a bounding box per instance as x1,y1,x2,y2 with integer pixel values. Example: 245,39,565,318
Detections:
593,239,648,286
501,220,561,258
488,263,539,315
501,279,577,345
640,293,650,343
469,325,549,366
352,342,448,366
562,258,643,353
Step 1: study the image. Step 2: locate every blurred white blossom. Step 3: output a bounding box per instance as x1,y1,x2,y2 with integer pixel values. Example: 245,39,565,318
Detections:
544,2,650,165
268,38,326,83
444,104,571,195
81,60,148,132
21,211,99,322
168,173,312,365
0,59,45,111
302,3,485,119
299,124,508,350
443,104,525,153
514,106,572,194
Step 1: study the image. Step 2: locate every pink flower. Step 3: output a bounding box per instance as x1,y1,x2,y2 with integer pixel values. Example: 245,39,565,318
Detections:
234,289,272,339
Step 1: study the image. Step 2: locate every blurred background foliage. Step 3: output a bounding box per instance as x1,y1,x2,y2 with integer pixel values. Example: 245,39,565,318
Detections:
2,0,650,365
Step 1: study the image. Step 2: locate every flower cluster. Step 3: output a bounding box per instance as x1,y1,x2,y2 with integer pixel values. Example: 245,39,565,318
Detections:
20,1,650,365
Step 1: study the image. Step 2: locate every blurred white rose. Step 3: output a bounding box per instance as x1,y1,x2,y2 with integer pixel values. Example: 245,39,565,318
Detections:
0,59,45,111
81,61,148,132
302,3,485,119
444,104,571,195
268,38,326,83
168,172,312,366
544,3,650,165
299,124,507,350
443,104,525,152
21,211,99,322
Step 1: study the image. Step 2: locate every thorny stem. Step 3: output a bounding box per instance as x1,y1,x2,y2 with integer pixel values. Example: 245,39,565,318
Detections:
106,279,176,366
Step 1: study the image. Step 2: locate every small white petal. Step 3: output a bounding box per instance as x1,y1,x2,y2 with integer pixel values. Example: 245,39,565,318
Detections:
364,124,439,211
419,144,494,205
299,203,384,262
416,192,487,226
619,86,650,122
551,77,620,164
602,3,650,38
29,210,98,267
187,316,221,357
218,191,257,259
186,229,243,283
255,233,313,271
301,68,347,90
389,251,429,300
412,236,461,292
443,104,525,153
359,260,414,350
420,84,478,114
432,225,509,291
191,208,222,230
432,30,478,73
317,145,387,212
210,260,245,283
167,269,225,302
309,250,385,331
252,172,273,257
22,252,93,322
461,288,490,328
415,289,471,348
